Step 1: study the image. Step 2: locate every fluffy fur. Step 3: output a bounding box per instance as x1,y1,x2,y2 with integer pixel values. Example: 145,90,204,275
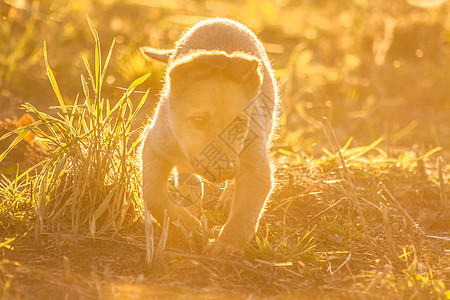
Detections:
140,18,279,255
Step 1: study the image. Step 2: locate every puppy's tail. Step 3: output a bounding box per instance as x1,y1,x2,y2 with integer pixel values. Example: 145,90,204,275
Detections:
140,47,173,63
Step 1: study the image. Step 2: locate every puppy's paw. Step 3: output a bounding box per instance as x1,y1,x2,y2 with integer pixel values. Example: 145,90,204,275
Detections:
215,181,234,215
208,240,245,257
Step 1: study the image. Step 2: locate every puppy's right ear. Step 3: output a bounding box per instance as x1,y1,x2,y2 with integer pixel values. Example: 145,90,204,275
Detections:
139,47,173,63
227,56,261,100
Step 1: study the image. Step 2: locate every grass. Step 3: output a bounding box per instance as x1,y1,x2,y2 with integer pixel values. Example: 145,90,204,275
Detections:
0,1,449,299
0,16,149,240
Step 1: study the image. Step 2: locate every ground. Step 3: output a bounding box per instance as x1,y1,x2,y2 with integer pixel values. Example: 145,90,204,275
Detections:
1,0,449,299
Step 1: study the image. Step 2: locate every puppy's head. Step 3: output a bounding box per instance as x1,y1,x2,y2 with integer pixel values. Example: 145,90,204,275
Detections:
167,51,262,182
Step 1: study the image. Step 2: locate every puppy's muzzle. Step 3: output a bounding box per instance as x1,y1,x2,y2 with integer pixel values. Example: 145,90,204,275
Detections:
194,157,239,183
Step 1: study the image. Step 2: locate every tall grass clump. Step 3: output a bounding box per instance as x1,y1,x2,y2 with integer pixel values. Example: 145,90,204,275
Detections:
0,16,150,237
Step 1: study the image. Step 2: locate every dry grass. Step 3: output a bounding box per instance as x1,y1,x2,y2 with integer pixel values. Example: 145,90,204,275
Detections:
1,143,448,298
1,2,449,299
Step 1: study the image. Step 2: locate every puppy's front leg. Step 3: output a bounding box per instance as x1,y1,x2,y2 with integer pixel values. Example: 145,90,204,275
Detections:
142,150,201,234
212,153,272,255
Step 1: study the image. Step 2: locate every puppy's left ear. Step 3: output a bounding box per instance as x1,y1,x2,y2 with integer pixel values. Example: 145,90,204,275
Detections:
228,56,262,100
139,47,173,63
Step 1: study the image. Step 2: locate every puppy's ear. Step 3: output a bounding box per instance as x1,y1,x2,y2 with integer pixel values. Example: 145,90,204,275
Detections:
140,47,173,63
168,56,214,97
169,52,262,99
227,56,262,100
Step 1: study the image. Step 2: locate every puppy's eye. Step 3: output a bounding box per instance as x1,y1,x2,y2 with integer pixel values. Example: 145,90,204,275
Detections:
190,116,208,129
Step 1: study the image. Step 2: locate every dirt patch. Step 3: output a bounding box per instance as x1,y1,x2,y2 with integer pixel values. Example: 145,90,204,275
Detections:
1,235,317,299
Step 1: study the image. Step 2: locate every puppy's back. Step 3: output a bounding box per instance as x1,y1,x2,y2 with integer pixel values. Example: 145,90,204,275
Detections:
172,18,265,60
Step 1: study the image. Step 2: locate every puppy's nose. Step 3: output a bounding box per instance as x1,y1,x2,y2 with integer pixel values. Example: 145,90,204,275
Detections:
224,160,238,178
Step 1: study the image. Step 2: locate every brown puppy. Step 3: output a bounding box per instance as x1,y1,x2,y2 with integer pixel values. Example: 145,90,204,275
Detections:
140,18,279,255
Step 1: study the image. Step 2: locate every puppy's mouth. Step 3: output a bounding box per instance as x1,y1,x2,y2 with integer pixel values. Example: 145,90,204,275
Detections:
191,158,239,183
205,172,236,183
203,171,236,183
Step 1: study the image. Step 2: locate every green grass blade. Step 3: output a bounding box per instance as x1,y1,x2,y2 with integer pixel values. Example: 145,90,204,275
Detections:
83,56,96,92
93,186,117,222
0,129,31,163
342,136,353,152
81,74,90,99
99,37,116,93
37,167,50,220
127,88,150,126
43,42,67,115
422,147,442,160
94,42,100,96
86,15,101,96
126,73,151,97
348,137,383,160
86,15,99,44
104,73,150,125
69,94,79,128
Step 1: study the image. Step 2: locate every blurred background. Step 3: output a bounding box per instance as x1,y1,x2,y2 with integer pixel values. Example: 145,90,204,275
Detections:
1,0,449,155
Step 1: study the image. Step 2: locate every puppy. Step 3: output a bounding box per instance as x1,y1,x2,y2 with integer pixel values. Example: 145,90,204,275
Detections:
140,18,279,255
